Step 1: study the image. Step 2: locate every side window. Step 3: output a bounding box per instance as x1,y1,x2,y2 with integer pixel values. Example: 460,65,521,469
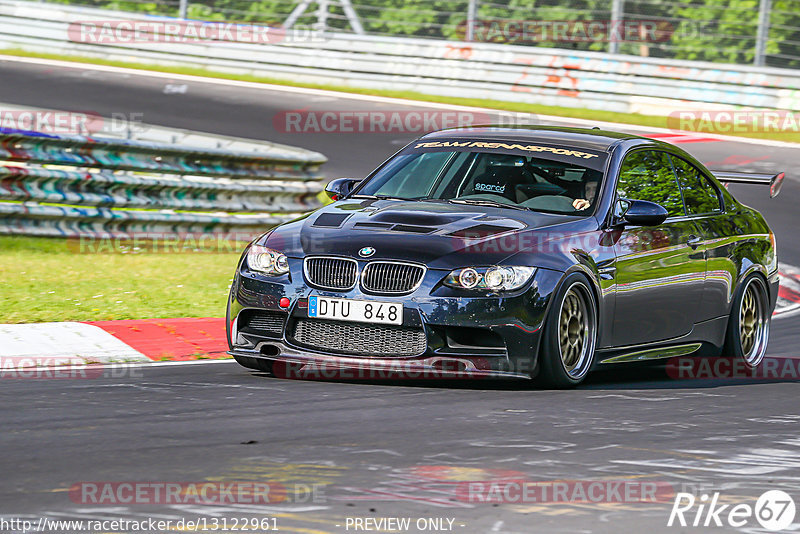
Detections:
670,156,723,215
616,150,685,217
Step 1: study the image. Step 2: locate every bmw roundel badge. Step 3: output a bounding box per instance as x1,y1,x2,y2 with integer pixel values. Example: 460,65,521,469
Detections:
359,246,376,257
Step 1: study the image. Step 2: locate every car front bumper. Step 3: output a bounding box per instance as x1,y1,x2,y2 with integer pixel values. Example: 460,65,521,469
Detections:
226,262,563,380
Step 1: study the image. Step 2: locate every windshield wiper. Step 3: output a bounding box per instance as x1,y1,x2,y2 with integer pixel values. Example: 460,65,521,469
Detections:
352,194,417,201
445,198,528,211
352,195,527,210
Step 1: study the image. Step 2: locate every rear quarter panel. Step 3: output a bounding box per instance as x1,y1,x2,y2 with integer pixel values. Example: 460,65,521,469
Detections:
692,205,776,321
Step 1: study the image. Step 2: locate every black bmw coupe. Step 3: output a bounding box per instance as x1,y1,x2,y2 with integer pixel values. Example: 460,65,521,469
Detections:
227,126,783,387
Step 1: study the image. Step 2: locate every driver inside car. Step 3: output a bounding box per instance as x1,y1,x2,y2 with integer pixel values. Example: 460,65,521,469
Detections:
572,177,599,210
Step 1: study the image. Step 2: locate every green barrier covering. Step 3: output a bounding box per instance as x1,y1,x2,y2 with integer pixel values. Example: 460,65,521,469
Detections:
0,128,328,240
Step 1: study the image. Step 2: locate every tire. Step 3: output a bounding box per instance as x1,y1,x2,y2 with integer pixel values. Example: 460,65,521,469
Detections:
536,273,598,388
722,274,771,368
233,354,273,373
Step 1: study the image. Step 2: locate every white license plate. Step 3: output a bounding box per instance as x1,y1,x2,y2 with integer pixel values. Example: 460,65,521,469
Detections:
308,296,403,325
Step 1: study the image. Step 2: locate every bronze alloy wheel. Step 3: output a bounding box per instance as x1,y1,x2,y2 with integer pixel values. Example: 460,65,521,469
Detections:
557,282,597,380
739,277,770,367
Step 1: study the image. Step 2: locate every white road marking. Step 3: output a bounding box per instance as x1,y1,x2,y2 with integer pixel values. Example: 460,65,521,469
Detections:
0,322,149,364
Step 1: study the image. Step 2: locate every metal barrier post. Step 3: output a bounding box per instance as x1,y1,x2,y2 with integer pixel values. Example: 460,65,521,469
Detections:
755,0,772,66
466,0,478,42
609,0,624,55
317,0,329,34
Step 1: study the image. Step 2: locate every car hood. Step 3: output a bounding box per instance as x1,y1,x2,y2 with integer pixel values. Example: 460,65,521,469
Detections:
261,198,589,269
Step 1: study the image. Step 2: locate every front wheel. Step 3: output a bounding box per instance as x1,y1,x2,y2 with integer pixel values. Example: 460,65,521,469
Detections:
536,274,598,388
723,274,771,368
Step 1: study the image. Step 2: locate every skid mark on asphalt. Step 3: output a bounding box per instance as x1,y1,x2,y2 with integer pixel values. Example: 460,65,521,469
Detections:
585,394,683,401
23,452,791,531
25,459,349,534
613,445,800,476
221,459,347,489
468,440,575,452
335,465,527,509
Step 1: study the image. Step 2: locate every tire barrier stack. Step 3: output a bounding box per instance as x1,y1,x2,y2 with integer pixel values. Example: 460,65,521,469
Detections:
0,126,327,240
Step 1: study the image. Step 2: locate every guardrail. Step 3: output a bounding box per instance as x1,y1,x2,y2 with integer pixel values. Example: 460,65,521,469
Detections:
0,117,327,240
1,0,800,115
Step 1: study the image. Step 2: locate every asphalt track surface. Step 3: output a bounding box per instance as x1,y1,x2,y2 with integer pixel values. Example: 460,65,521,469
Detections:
1,58,800,533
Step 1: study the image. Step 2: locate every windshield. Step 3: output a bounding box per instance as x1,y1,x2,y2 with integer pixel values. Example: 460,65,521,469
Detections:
353,139,608,214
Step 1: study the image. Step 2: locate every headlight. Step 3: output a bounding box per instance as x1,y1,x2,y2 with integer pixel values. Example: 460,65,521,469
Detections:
247,245,290,276
444,266,535,291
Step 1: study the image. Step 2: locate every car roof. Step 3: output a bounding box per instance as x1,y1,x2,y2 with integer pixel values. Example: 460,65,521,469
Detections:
420,125,647,152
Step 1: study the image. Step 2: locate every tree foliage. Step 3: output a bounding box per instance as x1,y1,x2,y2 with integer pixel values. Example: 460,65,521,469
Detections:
49,0,800,67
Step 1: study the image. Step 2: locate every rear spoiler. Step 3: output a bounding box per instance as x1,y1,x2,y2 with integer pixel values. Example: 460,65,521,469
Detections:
711,171,785,198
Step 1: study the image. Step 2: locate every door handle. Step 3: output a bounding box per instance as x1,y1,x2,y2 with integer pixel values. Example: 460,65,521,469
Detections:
687,235,702,249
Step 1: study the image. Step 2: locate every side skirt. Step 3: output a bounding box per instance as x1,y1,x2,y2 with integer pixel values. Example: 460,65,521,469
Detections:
598,343,701,364
596,316,728,365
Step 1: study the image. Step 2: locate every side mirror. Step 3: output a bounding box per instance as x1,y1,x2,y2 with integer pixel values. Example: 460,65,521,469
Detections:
620,199,669,226
324,178,361,201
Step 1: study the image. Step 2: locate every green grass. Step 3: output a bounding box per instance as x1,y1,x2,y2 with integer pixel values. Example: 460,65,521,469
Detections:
0,236,241,323
5,48,800,144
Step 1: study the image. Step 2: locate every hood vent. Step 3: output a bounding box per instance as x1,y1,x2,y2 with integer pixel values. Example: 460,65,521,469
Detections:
391,224,435,234
354,222,435,234
312,213,351,228
353,222,393,230
448,224,517,239
371,211,463,226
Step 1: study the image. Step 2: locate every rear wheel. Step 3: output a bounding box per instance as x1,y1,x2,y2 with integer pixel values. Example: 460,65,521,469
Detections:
536,274,598,388
723,275,770,368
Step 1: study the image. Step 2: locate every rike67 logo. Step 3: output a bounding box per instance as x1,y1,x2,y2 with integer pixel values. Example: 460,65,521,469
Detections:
668,490,796,531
